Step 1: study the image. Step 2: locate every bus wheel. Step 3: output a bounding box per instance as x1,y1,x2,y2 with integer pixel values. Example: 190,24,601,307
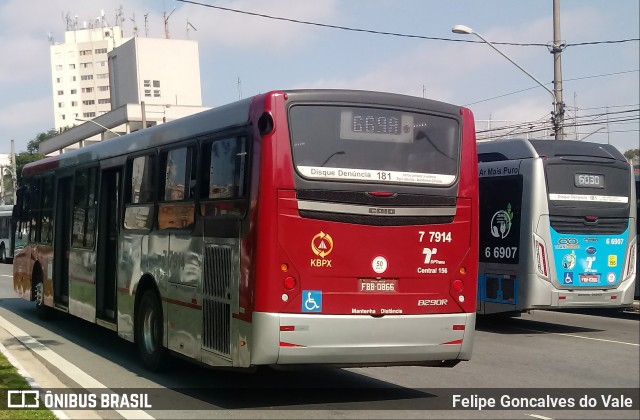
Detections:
135,290,167,371
34,281,53,320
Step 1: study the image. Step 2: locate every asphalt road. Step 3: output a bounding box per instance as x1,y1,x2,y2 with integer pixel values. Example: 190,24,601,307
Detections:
0,262,638,419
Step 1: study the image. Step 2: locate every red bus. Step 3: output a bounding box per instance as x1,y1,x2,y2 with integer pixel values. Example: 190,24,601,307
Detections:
13,90,478,371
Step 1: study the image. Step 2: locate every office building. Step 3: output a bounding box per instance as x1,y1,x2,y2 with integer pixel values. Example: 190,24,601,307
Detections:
50,25,127,131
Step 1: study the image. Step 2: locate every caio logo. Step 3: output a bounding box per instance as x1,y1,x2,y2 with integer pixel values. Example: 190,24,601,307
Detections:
369,208,396,215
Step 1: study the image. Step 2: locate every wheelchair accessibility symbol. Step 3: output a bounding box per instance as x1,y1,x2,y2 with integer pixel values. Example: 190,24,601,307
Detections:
302,290,322,312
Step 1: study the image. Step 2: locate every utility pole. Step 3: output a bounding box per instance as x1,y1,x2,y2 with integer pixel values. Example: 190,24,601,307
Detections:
551,0,566,139
0,165,4,204
452,24,561,140
574,92,578,140
11,139,17,204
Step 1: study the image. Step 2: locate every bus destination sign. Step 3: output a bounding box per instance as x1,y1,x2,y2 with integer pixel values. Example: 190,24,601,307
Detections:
574,173,605,188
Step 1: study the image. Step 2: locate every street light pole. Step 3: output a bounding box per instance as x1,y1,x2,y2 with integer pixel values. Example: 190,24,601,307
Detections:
10,139,17,204
452,24,564,140
75,118,121,137
551,0,566,140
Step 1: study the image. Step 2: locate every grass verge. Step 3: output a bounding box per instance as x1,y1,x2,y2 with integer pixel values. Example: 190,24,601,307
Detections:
0,350,57,419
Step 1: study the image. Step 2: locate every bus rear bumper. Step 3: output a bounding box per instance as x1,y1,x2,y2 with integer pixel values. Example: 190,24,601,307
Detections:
550,274,637,308
250,312,475,366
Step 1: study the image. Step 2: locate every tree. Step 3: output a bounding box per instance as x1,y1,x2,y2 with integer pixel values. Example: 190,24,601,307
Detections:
26,129,58,154
623,148,639,163
12,129,59,186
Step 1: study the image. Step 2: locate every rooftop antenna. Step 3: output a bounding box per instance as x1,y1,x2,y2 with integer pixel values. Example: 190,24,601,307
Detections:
47,32,54,44
114,6,124,27
237,77,243,100
131,13,138,37
186,19,197,39
112,6,124,42
144,13,149,37
63,12,71,30
164,7,176,39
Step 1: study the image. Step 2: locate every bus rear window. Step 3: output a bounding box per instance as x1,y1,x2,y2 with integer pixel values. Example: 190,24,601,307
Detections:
545,162,630,208
289,105,460,186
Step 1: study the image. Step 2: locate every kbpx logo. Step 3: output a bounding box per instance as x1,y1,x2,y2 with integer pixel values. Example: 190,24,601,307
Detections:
418,298,448,306
311,231,333,268
311,231,333,258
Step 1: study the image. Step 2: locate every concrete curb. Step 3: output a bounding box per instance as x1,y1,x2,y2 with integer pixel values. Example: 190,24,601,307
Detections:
0,321,102,419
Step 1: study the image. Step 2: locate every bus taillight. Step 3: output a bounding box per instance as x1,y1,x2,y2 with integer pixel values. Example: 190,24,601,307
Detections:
624,241,637,279
453,279,464,292
534,235,549,278
283,276,297,290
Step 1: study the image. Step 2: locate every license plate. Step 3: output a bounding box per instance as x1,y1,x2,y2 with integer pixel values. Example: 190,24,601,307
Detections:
579,274,600,284
358,279,398,293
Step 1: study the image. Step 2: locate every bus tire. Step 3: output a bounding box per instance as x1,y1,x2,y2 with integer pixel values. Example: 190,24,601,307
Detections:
34,280,54,320
135,289,167,371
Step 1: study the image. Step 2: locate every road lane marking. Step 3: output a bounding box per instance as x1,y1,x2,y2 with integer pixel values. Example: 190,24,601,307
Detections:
515,326,639,347
527,414,554,420
0,314,154,419
1,274,12,278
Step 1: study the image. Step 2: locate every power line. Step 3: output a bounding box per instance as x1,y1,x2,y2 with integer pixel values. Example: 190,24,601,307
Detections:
476,109,639,138
477,127,640,141
177,0,639,48
570,103,640,111
573,108,639,121
464,70,640,106
572,116,639,127
478,115,639,136
477,118,640,139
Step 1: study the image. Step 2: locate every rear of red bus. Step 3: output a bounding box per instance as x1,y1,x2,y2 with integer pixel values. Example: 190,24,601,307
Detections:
249,90,478,367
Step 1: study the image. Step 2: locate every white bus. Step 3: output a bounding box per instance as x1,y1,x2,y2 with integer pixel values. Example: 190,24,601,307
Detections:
0,204,13,263
477,139,637,315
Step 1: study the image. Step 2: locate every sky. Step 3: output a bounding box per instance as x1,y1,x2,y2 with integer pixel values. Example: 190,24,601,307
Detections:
0,0,638,155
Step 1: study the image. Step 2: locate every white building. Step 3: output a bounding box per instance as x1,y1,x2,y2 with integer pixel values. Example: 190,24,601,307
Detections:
42,34,209,155
109,37,202,108
50,26,127,131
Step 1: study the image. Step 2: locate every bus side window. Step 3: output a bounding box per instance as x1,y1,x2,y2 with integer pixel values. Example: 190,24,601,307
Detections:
29,179,41,244
200,137,247,218
157,146,196,230
40,176,54,245
72,167,98,248
14,186,30,240
124,154,156,230
0,211,9,240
